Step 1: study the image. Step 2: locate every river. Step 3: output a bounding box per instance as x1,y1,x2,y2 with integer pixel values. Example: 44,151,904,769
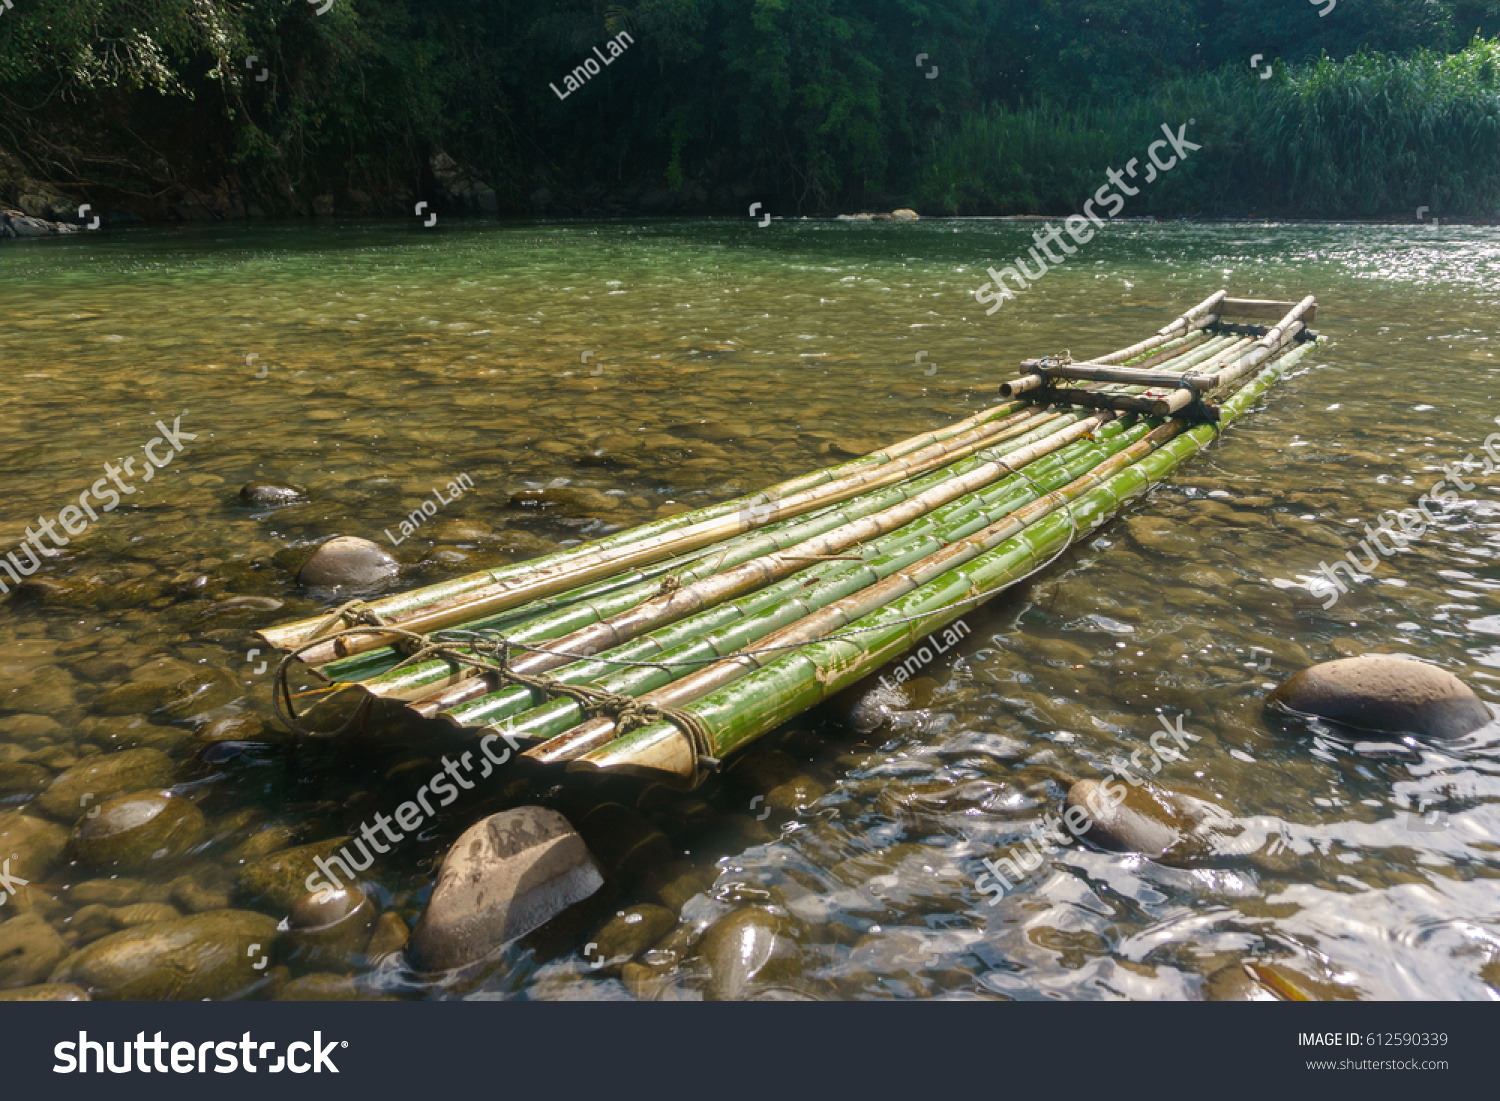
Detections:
2,218,1497,1000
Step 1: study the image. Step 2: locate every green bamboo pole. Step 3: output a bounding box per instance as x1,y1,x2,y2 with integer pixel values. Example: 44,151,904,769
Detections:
578,338,1320,781
342,407,1077,701
437,415,1165,742
527,416,1184,763
262,318,1222,659
259,398,1037,651
315,407,1068,686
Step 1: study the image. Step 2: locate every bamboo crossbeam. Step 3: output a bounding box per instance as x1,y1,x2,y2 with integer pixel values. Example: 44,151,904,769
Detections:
1003,362,1220,395
1221,296,1316,324
1018,308,1305,419
1006,335,1249,414
1001,331,1229,398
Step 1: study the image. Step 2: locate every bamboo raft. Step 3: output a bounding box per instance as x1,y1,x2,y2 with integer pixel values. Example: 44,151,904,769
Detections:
258,291,1322,786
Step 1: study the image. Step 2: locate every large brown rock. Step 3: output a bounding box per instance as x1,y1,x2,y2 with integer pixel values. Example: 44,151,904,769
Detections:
0,913,68,989
33,747,174,821
48,910,279,1000
698,907,803,1001
297,535,398,593
0,812,67,881
1269,655,1491,740
411,808,604,972
69,790,205,870
1065,779,1206,859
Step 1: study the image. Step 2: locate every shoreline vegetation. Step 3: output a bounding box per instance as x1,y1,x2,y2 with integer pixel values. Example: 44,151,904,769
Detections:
2,3,1499,226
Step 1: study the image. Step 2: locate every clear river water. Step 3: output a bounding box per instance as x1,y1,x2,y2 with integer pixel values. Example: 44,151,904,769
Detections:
1,218,1498,1000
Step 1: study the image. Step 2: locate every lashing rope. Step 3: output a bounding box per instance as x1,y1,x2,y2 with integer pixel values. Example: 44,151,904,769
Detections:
273,615,722,784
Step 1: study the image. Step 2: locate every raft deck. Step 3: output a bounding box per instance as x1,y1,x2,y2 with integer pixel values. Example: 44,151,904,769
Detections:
257,291,1322,787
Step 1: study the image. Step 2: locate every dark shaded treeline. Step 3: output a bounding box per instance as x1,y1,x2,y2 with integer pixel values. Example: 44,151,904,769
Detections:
2,0,1498,220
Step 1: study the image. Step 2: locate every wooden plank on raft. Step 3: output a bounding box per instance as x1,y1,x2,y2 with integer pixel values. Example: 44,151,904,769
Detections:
1221,297,1317,324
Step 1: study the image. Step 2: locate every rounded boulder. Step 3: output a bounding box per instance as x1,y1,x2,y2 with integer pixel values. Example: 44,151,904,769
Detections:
698,907,803,1002
69,790,205,870
1065,779,1198,859
239,480,307,508
1269,655,1491,741
283,887,376,969
412,807,604,972
48,910,279,1000
296,536,398,594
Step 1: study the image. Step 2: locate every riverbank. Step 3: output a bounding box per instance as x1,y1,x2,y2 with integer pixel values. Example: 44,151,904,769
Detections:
5,206,1499,238
4,25,1499,227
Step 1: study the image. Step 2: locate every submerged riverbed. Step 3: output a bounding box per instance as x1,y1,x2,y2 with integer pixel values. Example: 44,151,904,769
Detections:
1,218,1498,1001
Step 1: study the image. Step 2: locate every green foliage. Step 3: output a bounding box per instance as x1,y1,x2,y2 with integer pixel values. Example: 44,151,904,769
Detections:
915,38,1500,217
1,0,1498,216
1267,41,1500,214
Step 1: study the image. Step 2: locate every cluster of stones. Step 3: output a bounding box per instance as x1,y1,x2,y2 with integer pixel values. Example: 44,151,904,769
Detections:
2,464,1492,1002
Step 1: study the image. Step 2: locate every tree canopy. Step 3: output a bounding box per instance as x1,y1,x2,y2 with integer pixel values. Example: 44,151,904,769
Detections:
2,0,1497,216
